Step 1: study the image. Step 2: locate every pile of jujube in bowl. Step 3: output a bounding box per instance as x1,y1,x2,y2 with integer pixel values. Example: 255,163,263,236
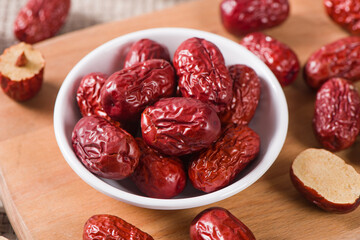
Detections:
54,28,288,209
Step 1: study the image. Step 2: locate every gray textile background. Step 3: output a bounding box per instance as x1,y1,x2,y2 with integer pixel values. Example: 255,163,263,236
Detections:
0,0,191,238
0,0,192,51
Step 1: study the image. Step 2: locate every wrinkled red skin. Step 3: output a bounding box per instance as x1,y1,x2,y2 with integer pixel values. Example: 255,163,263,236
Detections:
124,38,170,68
76,73,110,118
189,124,260,193
324,0,360,35
72,116,140,180
220,65,261,126
14,0,71,44
83,214,154,240
240,32,300,87
304,36,360,89
77,72,142,134
290,168,360,214
131,138,186,199
313,78,360,151
0,68,43,101
141,97,221,156
101,59,175,122
220,0,289,36
190,207,256,240
173,37,233,112
76,72,134,130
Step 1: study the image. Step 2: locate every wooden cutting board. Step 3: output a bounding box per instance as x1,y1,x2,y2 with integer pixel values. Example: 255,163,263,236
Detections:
1,0,360,239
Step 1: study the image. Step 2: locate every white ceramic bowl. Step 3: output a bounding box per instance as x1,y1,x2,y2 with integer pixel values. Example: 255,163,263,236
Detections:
54,27,288,210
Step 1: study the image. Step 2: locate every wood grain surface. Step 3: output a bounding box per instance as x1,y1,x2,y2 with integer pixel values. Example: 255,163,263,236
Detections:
1,0,360,239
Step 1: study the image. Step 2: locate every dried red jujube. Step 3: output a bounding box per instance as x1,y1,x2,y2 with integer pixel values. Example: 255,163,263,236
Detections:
290,148,360,214
304,36,360,89
324,0,360,35
220,64,261,126
83,214,154,240
101,59,175,122
189,124,260,193
0,42,44,101
124,38,170,68
76,72,110,118
313,77,360,151
190,207,256,240
220,0,289,36
131,138,186,199
240,32,300,86
72,116,140,180
14,0,71,44
76,72,133,130
141,97,221,156
173,37,233,112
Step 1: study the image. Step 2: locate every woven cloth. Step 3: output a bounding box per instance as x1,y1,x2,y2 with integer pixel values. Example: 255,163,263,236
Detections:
0,0,192,52
0,205,15,240
0,0,191,238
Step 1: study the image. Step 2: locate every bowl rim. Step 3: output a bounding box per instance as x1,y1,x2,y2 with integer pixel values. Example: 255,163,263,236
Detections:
53,27,289,210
